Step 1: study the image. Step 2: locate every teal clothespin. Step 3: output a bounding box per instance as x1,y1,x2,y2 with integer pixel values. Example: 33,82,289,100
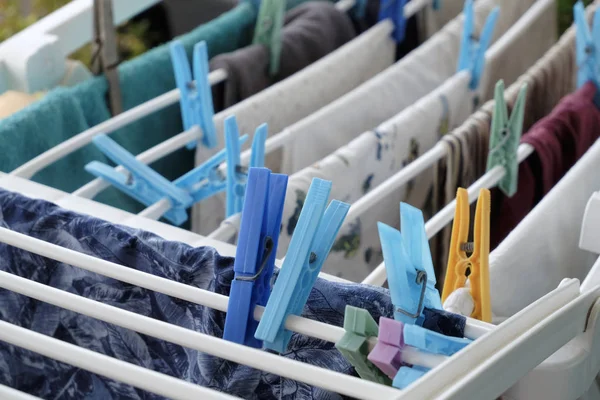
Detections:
378,203,442,325
335,306,392,385
254,178,350,352
486,80,528,197
253,0,286,76
457,0,499,90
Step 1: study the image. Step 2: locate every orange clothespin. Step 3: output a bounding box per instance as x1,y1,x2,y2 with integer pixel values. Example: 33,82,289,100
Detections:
442,188,491,322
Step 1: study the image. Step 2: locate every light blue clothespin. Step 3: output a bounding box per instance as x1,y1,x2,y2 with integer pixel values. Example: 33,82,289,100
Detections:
486,80,528,197
224,116,267,217
393,366,429,389
457,0,499,90
85,133,247,225
378,0,408,43
255,178,350,352
223,167,287,348
378,203,442,325
170,40,216,149
574,0,600,108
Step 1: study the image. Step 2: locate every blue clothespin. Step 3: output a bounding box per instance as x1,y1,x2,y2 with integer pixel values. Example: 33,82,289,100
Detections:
170,40,216,150
224,116,267,217
432,0,441,11
378,0,408,43
223,167,288,348
85,133,247,225
456,0,499,90
574,0,600,107
255,178,350,352
378,203,442,325
403,324,471,356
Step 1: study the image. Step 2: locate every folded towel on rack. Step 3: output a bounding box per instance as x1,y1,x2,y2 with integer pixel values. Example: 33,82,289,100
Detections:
0,188,464,399
211,1,356,110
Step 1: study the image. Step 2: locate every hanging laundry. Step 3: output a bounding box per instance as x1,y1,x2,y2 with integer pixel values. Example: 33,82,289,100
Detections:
431,14,580,271
211,2,356,110
490,82,600,248
0,189,464,399
270,0,555,283
0,0,323,216
194,0,539,236
193,19,397,234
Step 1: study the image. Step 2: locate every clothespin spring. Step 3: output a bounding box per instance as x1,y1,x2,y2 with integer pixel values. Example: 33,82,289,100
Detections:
235,237,274,282
396,271,427,319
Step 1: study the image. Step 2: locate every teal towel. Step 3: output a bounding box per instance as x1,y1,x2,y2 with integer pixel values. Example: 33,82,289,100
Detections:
0,0,332,216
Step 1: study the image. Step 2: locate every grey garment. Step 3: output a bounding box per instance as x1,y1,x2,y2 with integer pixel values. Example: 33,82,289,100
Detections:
163,0,239,36
210,1,356,110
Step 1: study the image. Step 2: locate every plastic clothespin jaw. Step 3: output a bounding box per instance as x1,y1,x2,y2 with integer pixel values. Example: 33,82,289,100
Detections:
378,203,441,325
254,178,350,352
486,80,528,197
223,167,288,348
378,0,408,43
225,117,267,217
170,40,217,149
456,1,499,90
85,134,193,225
335,306,392,384
441,188,491,322
253,0,285,76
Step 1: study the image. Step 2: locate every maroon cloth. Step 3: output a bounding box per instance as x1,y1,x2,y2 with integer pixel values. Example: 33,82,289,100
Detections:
490,82,600,249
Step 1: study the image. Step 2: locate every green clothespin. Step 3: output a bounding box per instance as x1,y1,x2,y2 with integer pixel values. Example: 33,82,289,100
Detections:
335,306,392,385
485,80,528,197
253,0,285,76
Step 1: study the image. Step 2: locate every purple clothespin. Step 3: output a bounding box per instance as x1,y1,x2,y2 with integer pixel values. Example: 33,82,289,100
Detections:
368,317,405,379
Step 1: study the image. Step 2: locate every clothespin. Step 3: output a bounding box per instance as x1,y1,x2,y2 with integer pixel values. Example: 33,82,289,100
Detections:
253,0,286,76
378,203,442,325
223,167,287,348
85,133,247,225
456,0,499,90
378,0,408,43
486,80,528,197
442,188,491,322
394,366,428,389
574,1,600,107
335,306,392,384
170,40,217,149
225,116,267,217
92,0,122,115
176,117,266,215
432,0,441,11
368,317,470,384
254,178,350,352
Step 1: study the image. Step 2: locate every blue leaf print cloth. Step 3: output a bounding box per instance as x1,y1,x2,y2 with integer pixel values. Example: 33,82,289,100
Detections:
0,189,465,399
0,189,393,399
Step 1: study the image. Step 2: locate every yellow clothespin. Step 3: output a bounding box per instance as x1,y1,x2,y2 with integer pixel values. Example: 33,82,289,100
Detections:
442,188,491,322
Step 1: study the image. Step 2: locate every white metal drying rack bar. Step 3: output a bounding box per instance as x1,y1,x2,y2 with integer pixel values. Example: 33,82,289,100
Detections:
10,0,435,205
0,225,471,361
362,143,535,286
0,383,43,400
0,0,161,93
0,318,235,400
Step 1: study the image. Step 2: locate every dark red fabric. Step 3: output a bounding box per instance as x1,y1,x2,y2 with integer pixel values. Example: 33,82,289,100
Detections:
490,82,600,249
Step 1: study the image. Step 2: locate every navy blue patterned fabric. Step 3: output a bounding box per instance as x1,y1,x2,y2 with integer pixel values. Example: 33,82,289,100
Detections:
0,189,462,398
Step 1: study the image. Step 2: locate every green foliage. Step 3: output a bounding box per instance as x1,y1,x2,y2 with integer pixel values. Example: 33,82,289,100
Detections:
558,0,593,34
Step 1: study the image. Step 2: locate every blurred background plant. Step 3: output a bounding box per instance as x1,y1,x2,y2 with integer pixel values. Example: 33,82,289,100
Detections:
0,0,596,66
0,0,169,67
